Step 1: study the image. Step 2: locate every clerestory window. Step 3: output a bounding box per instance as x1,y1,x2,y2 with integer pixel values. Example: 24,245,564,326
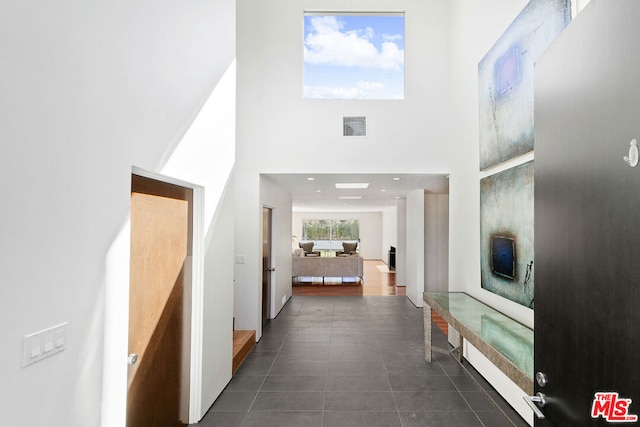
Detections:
303,13,405,100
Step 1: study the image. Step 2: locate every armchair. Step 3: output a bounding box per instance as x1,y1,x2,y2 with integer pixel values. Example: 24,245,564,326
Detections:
299,241,321,257
336,241,358,256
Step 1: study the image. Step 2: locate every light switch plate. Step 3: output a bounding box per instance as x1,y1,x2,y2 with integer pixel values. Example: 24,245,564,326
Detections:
23,322,67,367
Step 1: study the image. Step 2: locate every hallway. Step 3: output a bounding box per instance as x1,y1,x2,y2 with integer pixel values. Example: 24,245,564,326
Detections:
194,296,527,426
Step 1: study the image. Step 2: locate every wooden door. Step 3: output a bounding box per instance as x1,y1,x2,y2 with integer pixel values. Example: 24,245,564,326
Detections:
262,207,273,327
128,174,193,427
534,1,640,424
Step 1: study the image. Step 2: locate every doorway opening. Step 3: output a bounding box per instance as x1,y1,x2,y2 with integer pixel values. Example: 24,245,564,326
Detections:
262,207,273,327
128,173,193,427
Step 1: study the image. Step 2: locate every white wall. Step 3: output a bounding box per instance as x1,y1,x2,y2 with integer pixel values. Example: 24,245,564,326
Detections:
261,176,294,325
292,211,383,260
381,206,398,266
0,0,236,424
405,190,426,307
425,194,449,293
448,0,533,329
236,0,452,333
396,199,407,286
160,59,237,420
447,0,535,422
200,176,235,418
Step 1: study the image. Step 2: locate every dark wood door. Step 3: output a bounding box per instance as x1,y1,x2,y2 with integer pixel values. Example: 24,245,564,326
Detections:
262,207,273,327
128,174,193,427
534,1,640,425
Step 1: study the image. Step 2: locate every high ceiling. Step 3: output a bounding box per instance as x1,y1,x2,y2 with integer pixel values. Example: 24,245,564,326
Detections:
264,173,449,212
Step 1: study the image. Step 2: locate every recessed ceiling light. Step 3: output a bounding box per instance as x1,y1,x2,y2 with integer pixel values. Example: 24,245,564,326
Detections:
307,177,315,181
335,183,369,189
338,196,362,200
393,177,401,181
381,189,387,192
316,189,322,192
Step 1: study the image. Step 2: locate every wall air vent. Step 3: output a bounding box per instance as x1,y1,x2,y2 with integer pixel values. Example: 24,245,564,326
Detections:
343,116,366,136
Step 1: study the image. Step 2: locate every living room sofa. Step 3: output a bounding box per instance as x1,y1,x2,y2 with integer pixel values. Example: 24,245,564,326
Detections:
292,255,363,283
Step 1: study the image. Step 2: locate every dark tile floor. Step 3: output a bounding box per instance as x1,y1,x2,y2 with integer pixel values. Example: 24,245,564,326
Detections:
193,296,529,427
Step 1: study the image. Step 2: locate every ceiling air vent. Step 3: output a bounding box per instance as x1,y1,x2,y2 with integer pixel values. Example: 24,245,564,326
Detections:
343,116,366,137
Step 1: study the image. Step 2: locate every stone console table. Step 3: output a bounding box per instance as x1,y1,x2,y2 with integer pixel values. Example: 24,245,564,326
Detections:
292,255,363,283
423,292,534,395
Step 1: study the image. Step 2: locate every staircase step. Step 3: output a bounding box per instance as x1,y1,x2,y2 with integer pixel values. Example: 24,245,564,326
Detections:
232,330,256,374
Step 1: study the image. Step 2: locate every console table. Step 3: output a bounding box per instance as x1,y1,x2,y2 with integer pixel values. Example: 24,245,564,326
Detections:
423,292,534,394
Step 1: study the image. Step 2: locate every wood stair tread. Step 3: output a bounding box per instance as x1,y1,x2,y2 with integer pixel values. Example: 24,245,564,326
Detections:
232,330,255,374
432,311,448,335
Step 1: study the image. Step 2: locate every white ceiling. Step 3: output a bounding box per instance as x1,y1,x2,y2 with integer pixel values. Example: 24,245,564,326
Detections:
264,173,449,212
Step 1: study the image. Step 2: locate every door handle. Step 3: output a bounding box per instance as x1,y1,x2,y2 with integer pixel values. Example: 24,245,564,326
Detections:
523,392,547,419
267,267,275,272
128,353,139,365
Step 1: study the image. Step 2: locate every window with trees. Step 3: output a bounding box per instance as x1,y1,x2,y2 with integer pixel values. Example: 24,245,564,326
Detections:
302,219,359,240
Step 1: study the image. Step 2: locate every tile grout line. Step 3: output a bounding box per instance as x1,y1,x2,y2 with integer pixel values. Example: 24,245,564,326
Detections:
444,351,517,427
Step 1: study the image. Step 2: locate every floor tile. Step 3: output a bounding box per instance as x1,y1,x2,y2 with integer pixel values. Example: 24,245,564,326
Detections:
260,375,326,391
394,391,472,411
324,391,396,411
195,411,246,426
224,375,265,392
289,326,332,335
387,375,456,392
328,360,386,376
209,391,257,411
384,360,446,376
250,391,325,411
322,411,402,427
398,410,483,426
475,410,523,427
324,375,391,391
242,351,278,365
251,340,285,353
269,360,329,376
280,341,331,352
449,375,482,391
460,391,495,410
241,410,322,427
330,327,375,335
274,349,330,361
284,333,331,343
330,333,377,343
233,361,272,376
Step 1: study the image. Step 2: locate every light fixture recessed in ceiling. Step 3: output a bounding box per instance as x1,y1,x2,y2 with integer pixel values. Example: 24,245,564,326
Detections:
307,177,315,181
335,183,369,189
338,196,362,200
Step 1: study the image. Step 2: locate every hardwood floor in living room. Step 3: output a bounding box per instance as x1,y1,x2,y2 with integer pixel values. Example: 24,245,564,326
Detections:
292,259,406,297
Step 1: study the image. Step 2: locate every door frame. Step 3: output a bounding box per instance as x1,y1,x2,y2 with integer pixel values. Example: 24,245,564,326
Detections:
261,205,275,329
131,166,204,423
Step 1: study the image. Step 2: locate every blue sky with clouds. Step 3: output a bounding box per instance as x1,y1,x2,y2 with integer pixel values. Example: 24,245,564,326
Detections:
304,15,405,99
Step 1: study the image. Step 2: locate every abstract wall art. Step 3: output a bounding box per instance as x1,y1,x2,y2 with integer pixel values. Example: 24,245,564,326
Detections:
480,161,534,308
478,0,570,170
